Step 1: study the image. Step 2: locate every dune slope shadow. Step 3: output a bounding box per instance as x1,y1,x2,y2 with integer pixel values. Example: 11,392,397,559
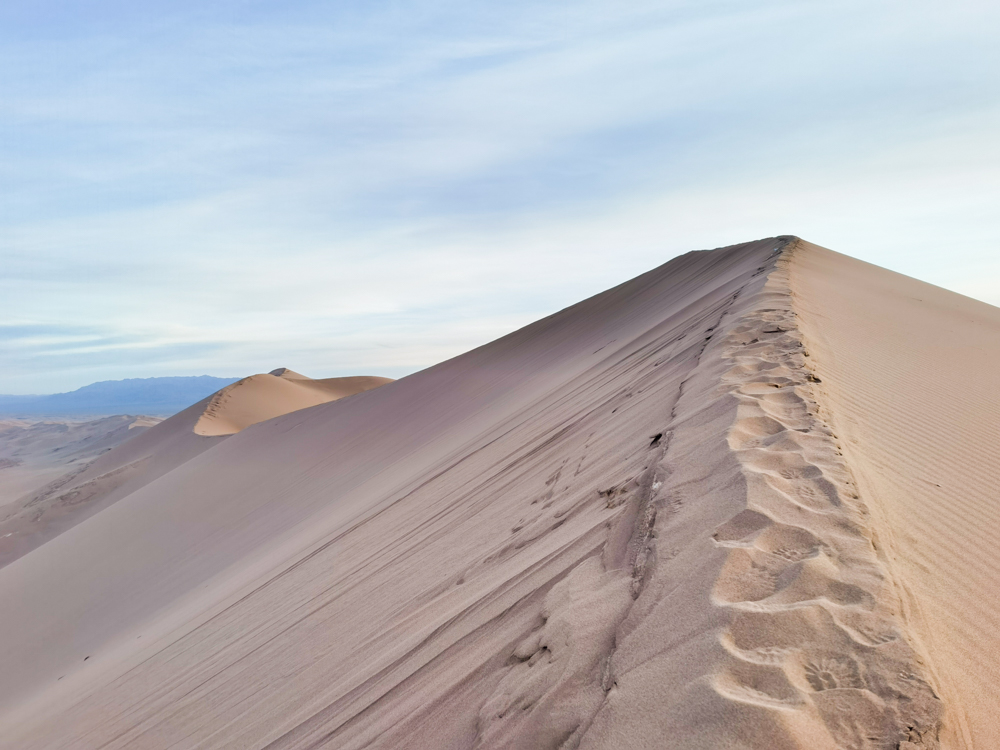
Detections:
0,238,952,750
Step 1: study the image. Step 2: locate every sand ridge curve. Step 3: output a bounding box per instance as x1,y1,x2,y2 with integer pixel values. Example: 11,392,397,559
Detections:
549,239,942,748
194,369,393,436
0,238,967,749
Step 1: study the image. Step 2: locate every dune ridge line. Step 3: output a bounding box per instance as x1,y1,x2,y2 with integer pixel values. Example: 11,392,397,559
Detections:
0,238,966,749
711,240,941,746
530,237,943,749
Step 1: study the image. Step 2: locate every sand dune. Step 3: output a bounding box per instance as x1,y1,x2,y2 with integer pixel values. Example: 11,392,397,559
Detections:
790,242,1000,750
0,416,162,562
0,370,391,569
0,239,993,748
194,369,392,436
0,416,160,507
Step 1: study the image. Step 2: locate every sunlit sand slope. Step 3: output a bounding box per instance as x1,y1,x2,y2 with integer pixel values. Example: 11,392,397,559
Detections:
194,369,392,436
790,241,1000,749
0,238,964,749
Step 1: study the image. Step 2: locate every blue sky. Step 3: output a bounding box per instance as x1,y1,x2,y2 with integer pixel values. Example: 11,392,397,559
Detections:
2,1,998,393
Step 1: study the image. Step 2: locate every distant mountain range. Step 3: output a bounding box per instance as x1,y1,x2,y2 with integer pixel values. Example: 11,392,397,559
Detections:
0,376,240,417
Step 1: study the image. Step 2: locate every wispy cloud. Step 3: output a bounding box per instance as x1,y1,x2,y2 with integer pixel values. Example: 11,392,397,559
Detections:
1,0,998,392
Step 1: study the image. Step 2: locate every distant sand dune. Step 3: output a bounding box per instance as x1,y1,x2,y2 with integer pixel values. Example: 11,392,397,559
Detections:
0,416,160,507
195,369,392,436
0,416,162,565
0,370,391,569
0,239,994,748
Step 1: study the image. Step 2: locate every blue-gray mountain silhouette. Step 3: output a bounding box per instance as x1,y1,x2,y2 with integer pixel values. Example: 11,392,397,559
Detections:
0,376,239,417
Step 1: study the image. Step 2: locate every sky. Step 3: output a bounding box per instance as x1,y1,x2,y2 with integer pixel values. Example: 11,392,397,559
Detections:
1,0,998,394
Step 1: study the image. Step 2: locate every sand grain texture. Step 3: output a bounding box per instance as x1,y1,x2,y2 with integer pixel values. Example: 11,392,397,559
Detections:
789,241,1000,749
0,238,993,748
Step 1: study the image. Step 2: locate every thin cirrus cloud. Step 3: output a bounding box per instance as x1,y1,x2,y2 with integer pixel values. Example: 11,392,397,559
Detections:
1,0,998,393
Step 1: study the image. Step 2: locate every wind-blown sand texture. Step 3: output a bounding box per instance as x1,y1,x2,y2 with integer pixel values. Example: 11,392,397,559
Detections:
0,371,390,569
0,238,994,748
789,242,1000,749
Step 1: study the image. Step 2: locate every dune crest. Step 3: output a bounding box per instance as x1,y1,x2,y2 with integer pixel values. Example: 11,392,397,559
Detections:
4,238,996,748
194,370,393,436
790,241,1000,749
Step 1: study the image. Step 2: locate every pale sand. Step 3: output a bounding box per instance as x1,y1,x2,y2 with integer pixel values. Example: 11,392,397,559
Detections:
790,241,1000,749
0,238,991,748
0,416,162,563
0,416,161,507
0,371,390,569
194,369,393,436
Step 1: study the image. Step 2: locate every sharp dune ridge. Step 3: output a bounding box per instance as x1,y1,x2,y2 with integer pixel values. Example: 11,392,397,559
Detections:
1,237,996,748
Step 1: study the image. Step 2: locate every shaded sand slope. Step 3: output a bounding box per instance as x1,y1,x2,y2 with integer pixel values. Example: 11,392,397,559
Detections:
0,416,163,567
0,416,160,507
790,241,1000,749
0,371,390,569
0,401,220,569
0,239,946,749
195,369,392,436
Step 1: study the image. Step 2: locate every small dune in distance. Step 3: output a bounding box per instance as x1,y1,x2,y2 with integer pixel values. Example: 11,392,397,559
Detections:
195,368,393,436
0,369,393,569
1,237,998,749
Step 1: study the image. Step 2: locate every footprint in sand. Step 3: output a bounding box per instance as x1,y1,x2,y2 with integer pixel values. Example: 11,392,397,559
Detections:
803,654,865,691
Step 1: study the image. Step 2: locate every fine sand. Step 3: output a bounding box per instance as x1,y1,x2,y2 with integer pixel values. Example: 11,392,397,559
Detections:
790,242,1000,750
194,369,392,436
0,238,994,748
0,416,160,506
0,370,390,569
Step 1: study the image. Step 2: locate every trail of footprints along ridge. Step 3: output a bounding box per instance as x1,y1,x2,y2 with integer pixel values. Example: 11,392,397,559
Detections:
710,248,942,749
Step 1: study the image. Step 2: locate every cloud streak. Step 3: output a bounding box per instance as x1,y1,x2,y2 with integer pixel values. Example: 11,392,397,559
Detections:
1,0,998,392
